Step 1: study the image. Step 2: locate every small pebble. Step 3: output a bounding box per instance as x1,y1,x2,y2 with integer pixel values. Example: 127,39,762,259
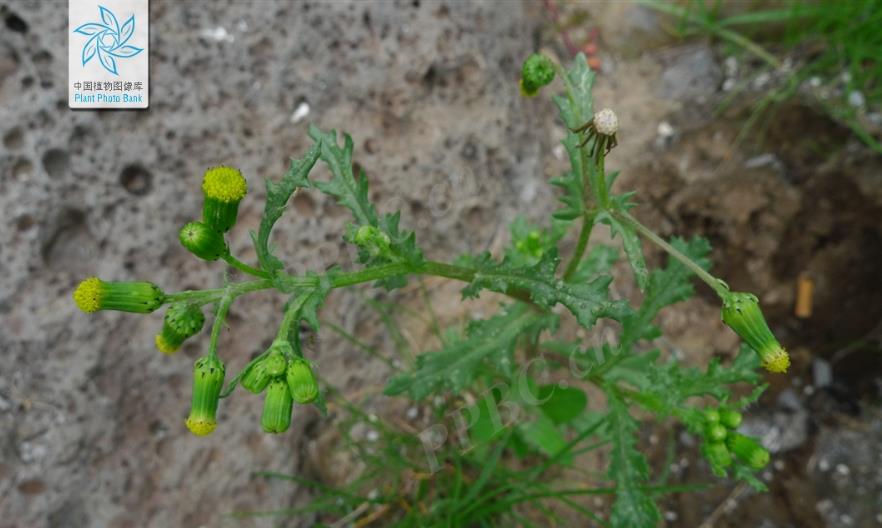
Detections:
290,102,311,123
848,90,865,108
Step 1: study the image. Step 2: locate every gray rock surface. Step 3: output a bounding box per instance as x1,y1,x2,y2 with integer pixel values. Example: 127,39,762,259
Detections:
0,1,553,526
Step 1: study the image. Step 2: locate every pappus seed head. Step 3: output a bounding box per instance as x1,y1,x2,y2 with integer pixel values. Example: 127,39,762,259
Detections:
593,108,618,136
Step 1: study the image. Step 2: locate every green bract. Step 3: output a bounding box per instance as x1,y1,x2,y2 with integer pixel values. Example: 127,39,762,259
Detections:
706,423,728,443
286,359,318,404
179,221,229,261
73,277,164,314
156,303,205,354
727,433,770,469
703,442,733,476
264,340,291,376
240,359,273,394
720,409,743,429
261,379,293,433
722,291,790,373
202,166,247,233
186,355,225,436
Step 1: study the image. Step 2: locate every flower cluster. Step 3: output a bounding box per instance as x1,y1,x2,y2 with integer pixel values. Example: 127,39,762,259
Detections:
72,165,324,436
240,340,319,434
701,406,769,475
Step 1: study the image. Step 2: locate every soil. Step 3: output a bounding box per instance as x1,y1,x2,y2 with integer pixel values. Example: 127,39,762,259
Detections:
1,1,881,527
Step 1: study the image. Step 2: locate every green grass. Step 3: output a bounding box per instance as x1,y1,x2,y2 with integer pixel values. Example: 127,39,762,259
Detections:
641,0,882,152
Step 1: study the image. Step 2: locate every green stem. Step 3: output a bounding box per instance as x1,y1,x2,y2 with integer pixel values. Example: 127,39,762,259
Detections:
207,293,234,359
163,279,273,306
613,210,729,298
276,292,310,342
223,253,270,279
562,210,596,280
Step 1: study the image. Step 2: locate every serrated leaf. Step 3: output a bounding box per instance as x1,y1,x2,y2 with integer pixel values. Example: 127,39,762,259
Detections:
552,53,596,130
308,126,423,287
605,389,661,528
308,125,378,226
604,350,662,390
538,385,588,424
621,237,711,348
461,248,631,329
299,273,333,330
600,211,649,292
254,142,322,275
550,133,587,222
384,304,554,400
643,345,762,413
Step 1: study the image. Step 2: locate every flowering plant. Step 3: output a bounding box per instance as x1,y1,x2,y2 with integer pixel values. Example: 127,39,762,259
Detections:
74,53,787,525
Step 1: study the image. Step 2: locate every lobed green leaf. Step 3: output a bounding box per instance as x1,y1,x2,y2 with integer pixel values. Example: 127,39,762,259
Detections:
605,388,661,527
253,141,322,276
461,248,631,329
384,304,555,400
620,237,711,348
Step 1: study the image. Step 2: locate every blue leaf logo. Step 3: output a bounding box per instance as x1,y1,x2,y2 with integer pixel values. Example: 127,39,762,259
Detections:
72,5,142,76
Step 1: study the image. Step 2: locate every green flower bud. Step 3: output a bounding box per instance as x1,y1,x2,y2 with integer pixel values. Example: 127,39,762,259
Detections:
286,358,319,404
185,355,225,436
261,379,293,433
706,423,728,443
727,433,770,469
73,277,164,314
721,292,790,373
265,340,292,376
240,360,272,394
155,303,205,355
719,409,743,430
704,408,721,425
519,54,556,97
179,221,229,261
703,442,732,476
202,166,247,233
353,225,392,258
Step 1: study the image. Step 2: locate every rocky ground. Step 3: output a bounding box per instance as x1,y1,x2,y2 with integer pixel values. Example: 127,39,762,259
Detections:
1,1,881,527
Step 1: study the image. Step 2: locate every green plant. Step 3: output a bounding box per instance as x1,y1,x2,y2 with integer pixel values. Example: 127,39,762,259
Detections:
641,0,882,152
73,53,788,525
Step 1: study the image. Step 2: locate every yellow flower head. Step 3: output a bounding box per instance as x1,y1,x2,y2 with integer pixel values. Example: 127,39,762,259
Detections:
155,334,179,355
73,277,103,313
761,344,790,374
73,277,164,314
202,166,247,203
185,417,217,436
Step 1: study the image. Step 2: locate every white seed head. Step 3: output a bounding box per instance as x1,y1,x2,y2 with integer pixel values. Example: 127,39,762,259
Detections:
593,108,618,136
